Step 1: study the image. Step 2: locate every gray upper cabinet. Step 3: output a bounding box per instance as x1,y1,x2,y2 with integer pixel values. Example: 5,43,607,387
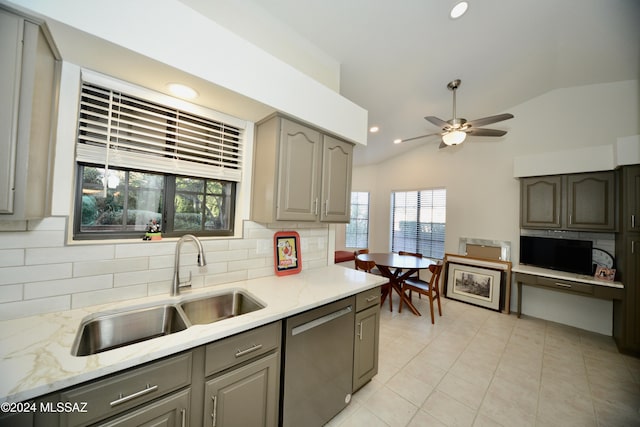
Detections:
566,172,616,231
521,175,562,229
521,171,616,231
0,7,59,220
252,114,354,223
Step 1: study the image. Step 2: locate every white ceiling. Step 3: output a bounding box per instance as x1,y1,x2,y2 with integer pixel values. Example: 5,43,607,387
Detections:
240,0,640,166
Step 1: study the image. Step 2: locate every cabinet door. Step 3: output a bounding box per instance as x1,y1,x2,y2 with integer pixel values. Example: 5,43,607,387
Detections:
520,176,562,228
204,352,279,427
0,9,22,214
276,119,322,221
622,165,640,233
353,305,380,392
566,171,616,231
320,135,353,223
614,234,640,354
97,389,190,427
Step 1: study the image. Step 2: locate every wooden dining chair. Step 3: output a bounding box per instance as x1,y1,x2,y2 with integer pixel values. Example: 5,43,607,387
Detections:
399,262,443,324
398,251,423,295
354,256,392,312
354,249,381,275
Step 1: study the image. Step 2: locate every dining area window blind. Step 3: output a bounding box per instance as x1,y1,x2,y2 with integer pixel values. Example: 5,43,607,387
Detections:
391,188,446,259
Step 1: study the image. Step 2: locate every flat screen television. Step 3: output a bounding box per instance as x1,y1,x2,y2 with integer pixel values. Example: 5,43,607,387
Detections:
519,236,593,275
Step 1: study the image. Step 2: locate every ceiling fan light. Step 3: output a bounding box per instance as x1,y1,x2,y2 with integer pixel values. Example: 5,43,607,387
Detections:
450,1,468,19
442,130,466,145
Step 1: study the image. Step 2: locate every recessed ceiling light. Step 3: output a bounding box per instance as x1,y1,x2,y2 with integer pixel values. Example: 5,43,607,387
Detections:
393,139,402,144
369,126,379,133
450,1,468,19
167,83,198,99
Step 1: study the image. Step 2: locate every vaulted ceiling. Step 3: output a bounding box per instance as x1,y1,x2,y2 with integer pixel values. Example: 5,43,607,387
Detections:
240,0,640,166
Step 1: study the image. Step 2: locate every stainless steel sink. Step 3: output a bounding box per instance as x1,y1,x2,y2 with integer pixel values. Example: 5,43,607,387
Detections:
71,305,188,356
71,290,265,356
180,290,265,325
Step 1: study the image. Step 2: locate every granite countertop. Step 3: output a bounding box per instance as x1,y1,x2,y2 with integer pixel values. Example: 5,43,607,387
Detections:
0,265,386,403
512,264,624,288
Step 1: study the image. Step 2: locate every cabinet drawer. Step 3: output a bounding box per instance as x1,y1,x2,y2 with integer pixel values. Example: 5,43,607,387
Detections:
535,276,594,295
356,287,381,312
205,321,281,376
59,352,192,427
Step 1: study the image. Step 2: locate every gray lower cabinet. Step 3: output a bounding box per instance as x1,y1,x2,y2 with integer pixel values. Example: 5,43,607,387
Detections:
204,352,279,427
201,321,281,427
98,389,190,427
353,288,381,392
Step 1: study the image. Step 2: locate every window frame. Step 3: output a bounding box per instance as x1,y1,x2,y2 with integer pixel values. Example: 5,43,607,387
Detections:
390,188,446,259
73,163,236,240
345,191,370,248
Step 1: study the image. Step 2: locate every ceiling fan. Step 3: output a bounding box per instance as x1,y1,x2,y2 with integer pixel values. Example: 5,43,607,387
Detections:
398,79,514,148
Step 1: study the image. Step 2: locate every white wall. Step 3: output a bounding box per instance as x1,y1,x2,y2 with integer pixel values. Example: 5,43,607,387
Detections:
342,80,639,335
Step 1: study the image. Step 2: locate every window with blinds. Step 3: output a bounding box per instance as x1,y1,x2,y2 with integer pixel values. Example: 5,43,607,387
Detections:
391,189,446,259
73,71,244,240
76,82,243,182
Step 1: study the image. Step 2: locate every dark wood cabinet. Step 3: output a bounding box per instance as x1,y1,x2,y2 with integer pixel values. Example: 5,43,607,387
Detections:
614,165,640,355
520,171,617,231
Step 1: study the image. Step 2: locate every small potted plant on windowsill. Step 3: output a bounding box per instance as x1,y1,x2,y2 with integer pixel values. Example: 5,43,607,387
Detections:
144,219,162,241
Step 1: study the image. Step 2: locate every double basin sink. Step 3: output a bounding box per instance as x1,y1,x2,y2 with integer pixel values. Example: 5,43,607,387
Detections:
72,290,265,356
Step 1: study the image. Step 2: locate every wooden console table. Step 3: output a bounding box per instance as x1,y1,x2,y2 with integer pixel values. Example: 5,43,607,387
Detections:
513,265,624,318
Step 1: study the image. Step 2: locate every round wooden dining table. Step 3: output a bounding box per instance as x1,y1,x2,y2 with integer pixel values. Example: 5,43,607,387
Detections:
356,253,436,316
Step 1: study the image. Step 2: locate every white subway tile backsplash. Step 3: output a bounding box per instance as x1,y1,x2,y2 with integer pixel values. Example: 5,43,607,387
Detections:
24,275,113,299
0,231,65,249
113,268,173,287
0,249,24,267
0,220,331,318
71,285,148,309
73,257,149,277
0,296,70,321
27,217,67,231
26,245,115,265
0,263,72,286
0,284,23,303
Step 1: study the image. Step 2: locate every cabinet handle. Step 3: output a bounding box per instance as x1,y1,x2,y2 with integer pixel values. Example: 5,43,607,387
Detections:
324,200,329,216
314,198,319,215
632,214,636,229
632,240,636,254
569,214,572,225
554,282,572,289
235,343,263,358
211,396,218,427
109,384,158,407
365,295,379,303
357,322,363,341
180,408,186,427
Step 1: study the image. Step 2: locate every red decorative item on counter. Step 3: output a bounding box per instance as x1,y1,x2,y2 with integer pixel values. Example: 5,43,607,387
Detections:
274,231,302,276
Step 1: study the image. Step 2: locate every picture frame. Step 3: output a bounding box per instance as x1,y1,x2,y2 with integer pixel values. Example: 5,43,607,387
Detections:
594,266,616,282
445,262,502,311
443,253,512,313
274,231,302,276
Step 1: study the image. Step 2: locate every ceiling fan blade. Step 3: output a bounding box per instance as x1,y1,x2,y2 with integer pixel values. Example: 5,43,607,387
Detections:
438,141,448,149
398,132,441,143
424,116,450,129
466,113,514,128
466,128,507,137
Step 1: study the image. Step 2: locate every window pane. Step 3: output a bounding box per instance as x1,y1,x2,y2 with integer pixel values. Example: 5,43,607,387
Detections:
391,189,446,259
345,192,369,248
79,167,164,234
126,172,164,229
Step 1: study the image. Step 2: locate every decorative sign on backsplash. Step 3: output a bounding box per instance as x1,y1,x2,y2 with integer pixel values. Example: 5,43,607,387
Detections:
274,231,302,276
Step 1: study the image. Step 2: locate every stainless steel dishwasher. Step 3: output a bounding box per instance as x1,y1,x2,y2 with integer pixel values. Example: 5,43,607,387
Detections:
281,296,355,427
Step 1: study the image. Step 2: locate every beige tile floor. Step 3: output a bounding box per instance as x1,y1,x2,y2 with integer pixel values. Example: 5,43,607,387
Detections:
327,294,640,427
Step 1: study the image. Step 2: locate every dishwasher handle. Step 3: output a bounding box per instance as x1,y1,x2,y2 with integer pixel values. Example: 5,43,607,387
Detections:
291,306,353,336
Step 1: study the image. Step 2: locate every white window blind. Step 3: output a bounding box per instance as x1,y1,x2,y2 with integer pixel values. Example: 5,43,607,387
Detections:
76,75,244,182
391,188,446,259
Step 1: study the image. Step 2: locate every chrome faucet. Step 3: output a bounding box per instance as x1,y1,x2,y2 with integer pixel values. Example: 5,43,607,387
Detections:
171,234,207,296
